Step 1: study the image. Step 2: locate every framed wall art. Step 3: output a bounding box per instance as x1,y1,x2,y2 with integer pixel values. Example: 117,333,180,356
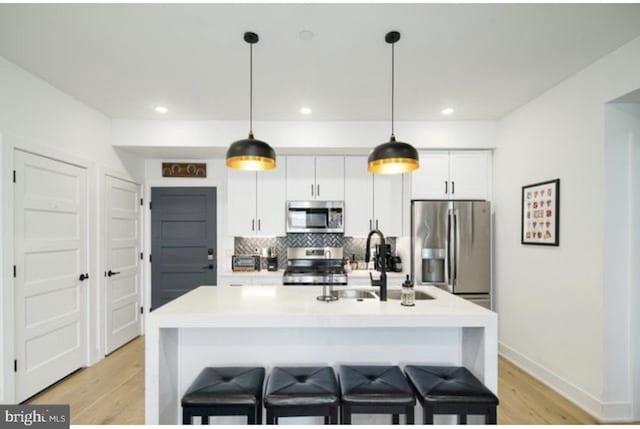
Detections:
521,178,560,246
162,162,207,178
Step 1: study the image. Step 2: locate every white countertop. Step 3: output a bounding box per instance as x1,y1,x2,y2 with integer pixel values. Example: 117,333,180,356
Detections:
219,270,407,278
148,285,496,329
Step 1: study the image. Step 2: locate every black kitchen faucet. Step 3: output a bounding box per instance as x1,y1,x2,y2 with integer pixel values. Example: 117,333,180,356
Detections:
365,229,388,301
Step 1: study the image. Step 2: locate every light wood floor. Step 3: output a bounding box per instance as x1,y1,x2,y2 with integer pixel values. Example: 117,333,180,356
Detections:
26,336,632,425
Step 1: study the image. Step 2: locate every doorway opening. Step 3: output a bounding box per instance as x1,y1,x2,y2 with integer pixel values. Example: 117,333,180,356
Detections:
604,91,640,421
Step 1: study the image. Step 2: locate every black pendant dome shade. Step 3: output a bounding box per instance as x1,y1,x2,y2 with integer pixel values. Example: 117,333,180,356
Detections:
368,31,419,174
226,31,276,171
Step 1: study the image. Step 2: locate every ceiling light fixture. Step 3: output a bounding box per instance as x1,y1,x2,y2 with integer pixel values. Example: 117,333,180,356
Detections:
441,107,455,115
226,32,276,171
300,107,312,115
368,31,419,175
154,105,168,114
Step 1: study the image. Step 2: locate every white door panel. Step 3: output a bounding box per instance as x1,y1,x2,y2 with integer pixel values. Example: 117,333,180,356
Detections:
257,161,286,236
227,169,257,236
286,156,316,200
105,176,142,354
315,156,344,200
448,151,491,200
373,173,403,237
14,150,88,402
411,152,450,199
344,156,373,236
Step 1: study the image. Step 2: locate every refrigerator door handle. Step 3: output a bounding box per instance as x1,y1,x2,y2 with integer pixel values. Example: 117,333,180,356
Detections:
444,208,450,285
448,207,455,286
454,209,461,287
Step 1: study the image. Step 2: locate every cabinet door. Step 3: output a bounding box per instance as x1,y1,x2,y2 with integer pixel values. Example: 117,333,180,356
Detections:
257,160,286,236
286,156,316,200
373,172,403,237
411,151,450,199
315,156,345,200
227,169,257,236
344,156,374,236
449,151,490,200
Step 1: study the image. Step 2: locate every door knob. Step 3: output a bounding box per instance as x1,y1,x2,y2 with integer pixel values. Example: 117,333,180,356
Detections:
107,270,120,277
79,273,89,281
202,264,214,270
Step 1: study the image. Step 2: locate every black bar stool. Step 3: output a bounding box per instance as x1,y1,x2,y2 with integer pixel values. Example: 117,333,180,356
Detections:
182,367,265,425
404,365,499,425
264,366,340,425
338,365,415,425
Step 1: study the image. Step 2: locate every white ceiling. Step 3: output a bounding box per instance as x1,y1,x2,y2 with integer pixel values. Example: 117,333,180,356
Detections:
1,3,640,121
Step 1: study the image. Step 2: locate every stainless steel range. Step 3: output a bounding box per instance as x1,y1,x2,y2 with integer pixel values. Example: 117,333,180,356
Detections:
282,247,347,286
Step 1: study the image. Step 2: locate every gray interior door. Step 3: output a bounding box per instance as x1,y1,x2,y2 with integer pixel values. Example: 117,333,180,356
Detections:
151,187,217,309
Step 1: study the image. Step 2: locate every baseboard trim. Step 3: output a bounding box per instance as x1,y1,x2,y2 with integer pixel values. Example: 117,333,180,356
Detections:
499,342,634,423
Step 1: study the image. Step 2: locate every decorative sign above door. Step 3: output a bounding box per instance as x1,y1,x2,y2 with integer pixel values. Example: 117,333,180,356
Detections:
162,163,207,178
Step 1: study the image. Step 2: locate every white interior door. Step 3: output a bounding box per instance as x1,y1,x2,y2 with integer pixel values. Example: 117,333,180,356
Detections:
14,150,88,402
105,175,142,354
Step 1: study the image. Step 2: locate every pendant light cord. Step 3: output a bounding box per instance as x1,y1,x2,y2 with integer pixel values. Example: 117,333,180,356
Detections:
249,43,253,138
391,42,395,140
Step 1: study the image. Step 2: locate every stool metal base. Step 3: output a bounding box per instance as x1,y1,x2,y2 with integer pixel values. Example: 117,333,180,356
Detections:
265,405,339,425
341,403,415,425
183,404,262,425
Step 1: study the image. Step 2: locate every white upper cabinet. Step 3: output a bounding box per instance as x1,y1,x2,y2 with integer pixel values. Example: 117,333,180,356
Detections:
286,156,316,200
411,151,450,200
315,156,345,200
344,156,403,237
256,165,286,236
228,157,287,237
286,156,344,201
448,151,491,200
227,169,258,236
373,173,403,237
344,157,374,236
411,151,491,200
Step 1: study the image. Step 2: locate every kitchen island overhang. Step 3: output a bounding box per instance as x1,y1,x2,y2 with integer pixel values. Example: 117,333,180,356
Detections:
145,285,497,425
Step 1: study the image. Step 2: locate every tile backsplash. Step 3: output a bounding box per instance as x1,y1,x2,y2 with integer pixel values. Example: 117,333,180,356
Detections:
234,234,396,269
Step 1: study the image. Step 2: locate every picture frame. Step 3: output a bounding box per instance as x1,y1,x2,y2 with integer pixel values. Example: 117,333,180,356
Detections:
521,178,560,246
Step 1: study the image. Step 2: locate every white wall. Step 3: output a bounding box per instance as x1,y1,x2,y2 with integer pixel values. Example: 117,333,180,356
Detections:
0,55,143,403
494,35,640,422
112,119,497,151
630,110,640,421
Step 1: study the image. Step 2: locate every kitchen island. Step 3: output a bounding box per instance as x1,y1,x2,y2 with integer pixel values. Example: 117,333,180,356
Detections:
145,285,497,425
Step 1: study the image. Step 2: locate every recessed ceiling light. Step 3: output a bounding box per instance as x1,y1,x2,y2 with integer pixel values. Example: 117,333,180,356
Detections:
441,107,455,115
154,105,168,114
299,30,314,41
300,107,312,115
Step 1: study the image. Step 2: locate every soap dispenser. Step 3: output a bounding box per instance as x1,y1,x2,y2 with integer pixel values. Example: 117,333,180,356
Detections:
401,275,415,307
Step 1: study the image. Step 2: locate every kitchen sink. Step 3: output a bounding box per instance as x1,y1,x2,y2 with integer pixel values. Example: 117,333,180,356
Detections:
386,290,434,300
330,289,378,300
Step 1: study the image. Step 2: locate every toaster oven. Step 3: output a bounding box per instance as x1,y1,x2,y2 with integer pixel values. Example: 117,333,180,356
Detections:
231,255,261,272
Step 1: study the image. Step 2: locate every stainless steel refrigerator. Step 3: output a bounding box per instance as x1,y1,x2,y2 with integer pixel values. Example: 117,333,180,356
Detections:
411,200,492,309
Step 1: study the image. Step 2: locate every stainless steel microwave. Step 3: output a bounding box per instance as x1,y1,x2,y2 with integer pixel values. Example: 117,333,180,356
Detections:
286,201,344,233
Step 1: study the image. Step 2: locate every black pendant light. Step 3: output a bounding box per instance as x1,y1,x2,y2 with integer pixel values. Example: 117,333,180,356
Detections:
368,31,419,174
226,32,276,171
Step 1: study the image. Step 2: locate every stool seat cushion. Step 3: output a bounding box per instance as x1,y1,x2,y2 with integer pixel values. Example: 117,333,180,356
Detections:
182,367,265,407
338,365,415,406
404,366,498,405
264,366,340,407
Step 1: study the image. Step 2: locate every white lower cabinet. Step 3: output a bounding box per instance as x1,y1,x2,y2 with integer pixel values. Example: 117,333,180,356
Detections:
344,156,403,237
227,158,286,237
